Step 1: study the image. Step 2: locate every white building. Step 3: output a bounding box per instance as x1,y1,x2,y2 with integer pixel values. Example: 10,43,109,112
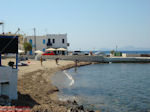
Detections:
26,34,69,55
0,67,18,100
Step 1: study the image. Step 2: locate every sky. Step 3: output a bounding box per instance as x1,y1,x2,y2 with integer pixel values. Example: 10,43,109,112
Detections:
0,0,150,51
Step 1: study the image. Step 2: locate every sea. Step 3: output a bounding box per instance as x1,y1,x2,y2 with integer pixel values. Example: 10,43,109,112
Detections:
51,51,150,112
87,50,150,55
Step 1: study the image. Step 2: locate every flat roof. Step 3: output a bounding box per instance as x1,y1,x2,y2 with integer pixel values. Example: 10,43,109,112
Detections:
0,34,19,37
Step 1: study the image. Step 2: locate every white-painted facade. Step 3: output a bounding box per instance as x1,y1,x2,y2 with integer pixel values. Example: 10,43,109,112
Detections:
0,67,18,100
122,53,141,57
26,34,69,55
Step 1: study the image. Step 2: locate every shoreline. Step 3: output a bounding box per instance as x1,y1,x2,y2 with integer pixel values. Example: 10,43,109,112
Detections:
1,59,94,111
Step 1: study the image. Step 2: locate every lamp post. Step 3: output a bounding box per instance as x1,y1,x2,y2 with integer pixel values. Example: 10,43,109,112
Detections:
0,22,4,33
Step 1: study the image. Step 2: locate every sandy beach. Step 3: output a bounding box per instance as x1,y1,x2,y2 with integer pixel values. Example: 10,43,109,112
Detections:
2,58,93,112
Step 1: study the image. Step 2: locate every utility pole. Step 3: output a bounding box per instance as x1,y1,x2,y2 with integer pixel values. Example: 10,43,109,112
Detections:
116,45,118,52
34,28,36,52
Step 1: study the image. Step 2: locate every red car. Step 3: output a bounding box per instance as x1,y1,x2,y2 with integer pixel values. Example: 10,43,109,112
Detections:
42,51,55,55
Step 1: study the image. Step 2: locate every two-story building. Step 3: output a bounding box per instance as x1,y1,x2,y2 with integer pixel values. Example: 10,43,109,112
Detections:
25,34,69,55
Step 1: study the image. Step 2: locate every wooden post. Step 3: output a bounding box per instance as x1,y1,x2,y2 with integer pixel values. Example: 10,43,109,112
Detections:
0,54,1,66
16,53,18,69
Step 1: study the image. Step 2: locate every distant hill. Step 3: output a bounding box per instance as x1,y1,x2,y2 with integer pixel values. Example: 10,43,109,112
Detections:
100,46,150,51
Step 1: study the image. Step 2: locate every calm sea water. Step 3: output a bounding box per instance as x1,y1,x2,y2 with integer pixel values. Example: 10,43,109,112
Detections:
86,51,150,55
51,63,150,112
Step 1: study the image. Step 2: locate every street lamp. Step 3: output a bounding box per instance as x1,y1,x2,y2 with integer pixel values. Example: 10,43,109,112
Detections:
0,22,4,33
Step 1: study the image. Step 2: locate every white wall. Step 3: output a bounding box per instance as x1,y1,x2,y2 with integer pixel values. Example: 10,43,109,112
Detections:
0,67,18,100
26,34,68,54
46,34,68,49
122,53,141,57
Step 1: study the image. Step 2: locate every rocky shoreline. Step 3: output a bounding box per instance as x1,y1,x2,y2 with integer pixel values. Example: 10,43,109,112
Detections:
3,59,99,112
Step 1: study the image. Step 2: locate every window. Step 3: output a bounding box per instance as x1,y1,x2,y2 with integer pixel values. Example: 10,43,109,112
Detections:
43,39,45,44
62,39,65,43
43,48,45,52
29,50,32,55
48,39,51,43
29,39,32,44
53,39,55,43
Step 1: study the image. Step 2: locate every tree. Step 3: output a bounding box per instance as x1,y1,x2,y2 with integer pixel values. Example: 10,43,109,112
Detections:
110,50,115,54
23,42,32,54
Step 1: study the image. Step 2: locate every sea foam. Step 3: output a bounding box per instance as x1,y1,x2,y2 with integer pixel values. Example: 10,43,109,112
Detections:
63,70,74,86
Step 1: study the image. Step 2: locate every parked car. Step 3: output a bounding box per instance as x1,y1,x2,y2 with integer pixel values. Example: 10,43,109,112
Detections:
94,52,106,56
72,51,87,55
42,51,55,55
84,52,89,55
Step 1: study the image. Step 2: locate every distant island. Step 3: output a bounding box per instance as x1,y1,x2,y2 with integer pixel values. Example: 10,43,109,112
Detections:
100,46,150,51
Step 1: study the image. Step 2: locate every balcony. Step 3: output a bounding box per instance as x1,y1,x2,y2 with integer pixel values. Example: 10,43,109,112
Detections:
47,42,52,47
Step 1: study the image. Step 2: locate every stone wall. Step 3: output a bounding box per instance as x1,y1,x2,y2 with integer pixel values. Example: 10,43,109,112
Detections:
43,55,104,62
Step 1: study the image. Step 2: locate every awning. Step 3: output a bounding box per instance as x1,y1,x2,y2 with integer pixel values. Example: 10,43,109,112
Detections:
35,50,43,54
57,48,67,51
46,48,56,51
18,49,24,54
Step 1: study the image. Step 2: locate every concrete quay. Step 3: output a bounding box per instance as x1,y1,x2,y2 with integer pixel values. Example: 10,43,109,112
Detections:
104,57,150,63
43,55,150,63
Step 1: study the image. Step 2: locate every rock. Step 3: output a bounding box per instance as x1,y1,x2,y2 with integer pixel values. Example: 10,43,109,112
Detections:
88,111,95,112
67,109,71,112
73,100,78,105
95,110,101,112
78,105,84,110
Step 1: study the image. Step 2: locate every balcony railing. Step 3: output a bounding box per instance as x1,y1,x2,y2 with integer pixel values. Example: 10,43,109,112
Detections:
47,42,52,46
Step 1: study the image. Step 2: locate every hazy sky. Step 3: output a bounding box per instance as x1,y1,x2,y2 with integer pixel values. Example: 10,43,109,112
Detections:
0,0,150,50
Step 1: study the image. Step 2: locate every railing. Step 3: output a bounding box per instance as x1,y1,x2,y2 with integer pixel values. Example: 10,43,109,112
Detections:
47,42,52,46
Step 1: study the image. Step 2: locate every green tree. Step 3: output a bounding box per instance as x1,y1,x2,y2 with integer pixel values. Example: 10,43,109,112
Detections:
110,50,115,54
23,42,32,54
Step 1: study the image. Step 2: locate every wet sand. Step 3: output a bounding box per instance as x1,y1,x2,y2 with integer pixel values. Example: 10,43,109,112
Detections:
2,58,92,111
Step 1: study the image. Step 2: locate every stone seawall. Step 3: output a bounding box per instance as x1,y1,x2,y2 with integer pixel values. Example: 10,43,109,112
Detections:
43,56,150,63
6,54,150,63
43,55,104,62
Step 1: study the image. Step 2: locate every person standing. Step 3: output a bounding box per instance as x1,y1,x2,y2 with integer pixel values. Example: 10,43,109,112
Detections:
40,57,43,66
55,58,59,65
74,59,79,72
